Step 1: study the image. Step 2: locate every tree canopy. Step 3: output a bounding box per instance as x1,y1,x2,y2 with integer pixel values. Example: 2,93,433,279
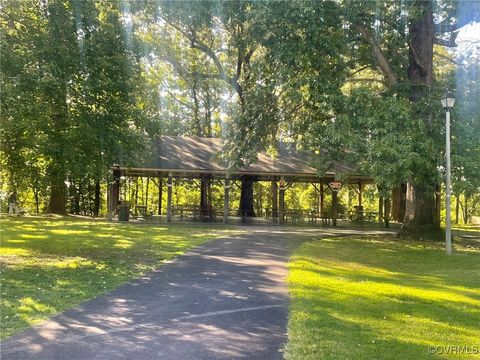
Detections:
1,0,479,228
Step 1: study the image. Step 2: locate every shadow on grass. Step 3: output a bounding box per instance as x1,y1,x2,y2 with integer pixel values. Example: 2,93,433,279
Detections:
1,230,294,360
286,236,480,360
0,217,239,339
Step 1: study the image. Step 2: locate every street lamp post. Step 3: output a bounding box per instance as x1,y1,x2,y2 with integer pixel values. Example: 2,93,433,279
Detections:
441,92,455,255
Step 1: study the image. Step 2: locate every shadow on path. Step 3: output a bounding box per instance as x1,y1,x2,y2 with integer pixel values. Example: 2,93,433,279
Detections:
0,230,318,360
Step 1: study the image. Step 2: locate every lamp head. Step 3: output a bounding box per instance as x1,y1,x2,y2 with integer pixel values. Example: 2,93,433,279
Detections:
441,91,455,109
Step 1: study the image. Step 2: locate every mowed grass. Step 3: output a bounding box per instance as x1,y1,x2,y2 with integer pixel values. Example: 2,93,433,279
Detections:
286,236,480,360
0,216,239,339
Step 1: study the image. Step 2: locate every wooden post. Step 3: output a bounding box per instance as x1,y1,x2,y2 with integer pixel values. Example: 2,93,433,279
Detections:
200,175,209,218
112,169,120,215
358,181,363,207
145,177,149,207
224,176,230,224
271,181,278,218
278,177,285,225
166,173,172,222
319,182,324,218
107,178,113,221
332,189,338,227
134,178,139,216
158,177,163,215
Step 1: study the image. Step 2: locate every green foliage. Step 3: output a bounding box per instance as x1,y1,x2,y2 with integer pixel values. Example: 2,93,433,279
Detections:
1,0,478,223
1,0,151,213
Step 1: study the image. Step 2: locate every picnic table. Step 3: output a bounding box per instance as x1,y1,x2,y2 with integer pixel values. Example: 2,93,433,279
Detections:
173,205,217,221
284,209,318,224
348,210,378,222
134,205,148,217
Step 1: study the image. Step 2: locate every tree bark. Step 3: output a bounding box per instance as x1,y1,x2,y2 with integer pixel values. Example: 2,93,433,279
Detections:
455,194,459,224
400,1,439,236
378,195,384,223
434,183,441,227
463,196,469,224
391,184,406,222
48,168,66,214
93,180,100,217
384,197,391,228
239,176,255,217
33,186,40,214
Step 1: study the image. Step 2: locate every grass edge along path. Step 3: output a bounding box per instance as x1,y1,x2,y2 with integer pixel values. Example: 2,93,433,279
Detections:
285,236,480,360
0,216,241,339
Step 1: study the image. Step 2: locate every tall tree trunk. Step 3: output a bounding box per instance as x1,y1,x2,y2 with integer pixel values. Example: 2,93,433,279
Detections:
384,197,391,228
435,183,442,226
378,195,384,223
239,176,255,217
48,167,66,214
93,180,100,217
463,196,469,224
33,185,40,214
204,88,212,137
455,194,459,224
391,184,406,222
192,69,201,136
400,1,438,236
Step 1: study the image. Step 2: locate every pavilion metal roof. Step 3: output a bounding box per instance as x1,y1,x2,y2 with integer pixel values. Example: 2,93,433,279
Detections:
115,135,372,184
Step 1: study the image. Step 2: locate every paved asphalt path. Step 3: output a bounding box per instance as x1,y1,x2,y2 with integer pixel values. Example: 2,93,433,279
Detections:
1,229,323,360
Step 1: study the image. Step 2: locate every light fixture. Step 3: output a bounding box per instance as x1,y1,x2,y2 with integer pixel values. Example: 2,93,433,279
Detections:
441,91,455,109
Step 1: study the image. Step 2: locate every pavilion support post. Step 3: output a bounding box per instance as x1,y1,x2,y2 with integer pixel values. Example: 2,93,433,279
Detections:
158,177,163,215
271,181,278,219
166,173,172,222
224,177,230,224
112,169,120,215
107,179,113,221
358,181,363,207
319,182,324,218
200,175,209,216
145,177,150,207
278,177,285,225
332,189,338,227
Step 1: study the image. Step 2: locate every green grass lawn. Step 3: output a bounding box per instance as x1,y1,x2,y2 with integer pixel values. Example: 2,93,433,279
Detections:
0,216,239,339
286,236,480,360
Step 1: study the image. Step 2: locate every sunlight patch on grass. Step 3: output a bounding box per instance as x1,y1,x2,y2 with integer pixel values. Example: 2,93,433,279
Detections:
286,236,480,360
0,216,241,339
0,248,31,256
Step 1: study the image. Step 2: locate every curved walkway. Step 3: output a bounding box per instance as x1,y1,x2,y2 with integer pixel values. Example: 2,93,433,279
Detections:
1,227,395,360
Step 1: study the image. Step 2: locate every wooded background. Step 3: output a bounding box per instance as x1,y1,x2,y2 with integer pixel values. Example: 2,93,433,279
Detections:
1,0,479,231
